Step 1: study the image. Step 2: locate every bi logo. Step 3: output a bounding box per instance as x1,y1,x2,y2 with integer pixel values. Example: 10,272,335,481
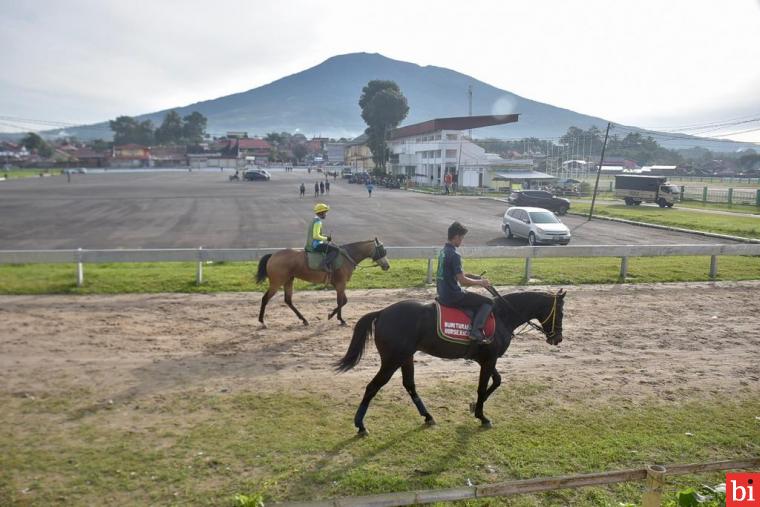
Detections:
727,473,760,507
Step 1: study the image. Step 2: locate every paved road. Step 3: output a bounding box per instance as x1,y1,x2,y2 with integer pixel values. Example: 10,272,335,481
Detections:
0,169,739,249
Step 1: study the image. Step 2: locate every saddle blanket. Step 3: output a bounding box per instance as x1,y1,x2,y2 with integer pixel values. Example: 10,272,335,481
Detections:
434,301,496,345
305,251,344,271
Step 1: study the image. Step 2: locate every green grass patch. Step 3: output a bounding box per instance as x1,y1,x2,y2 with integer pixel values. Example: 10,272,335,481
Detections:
1,385,757,505
1,168,62,180
677,200,760,214
571,202,760,239
2,255,759,294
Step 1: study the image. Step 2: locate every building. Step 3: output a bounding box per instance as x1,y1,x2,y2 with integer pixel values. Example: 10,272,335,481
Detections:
345,135,375,171
325,142,347,165
150,146,188,167
111,144,150,168
388,114,531,188
237,138,272,161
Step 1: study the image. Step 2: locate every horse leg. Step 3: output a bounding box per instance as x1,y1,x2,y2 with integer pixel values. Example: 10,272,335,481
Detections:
283,278,308,326
471,360,496,428
257,286,278,328
354,362,399,436
401,357,435,426
328,288,348,326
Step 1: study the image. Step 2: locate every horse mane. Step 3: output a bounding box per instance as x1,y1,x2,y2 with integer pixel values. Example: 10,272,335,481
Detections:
340,239,376,260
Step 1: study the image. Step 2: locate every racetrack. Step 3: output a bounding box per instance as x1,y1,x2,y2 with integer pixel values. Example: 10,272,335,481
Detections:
2,281,757,405
0,169,739,249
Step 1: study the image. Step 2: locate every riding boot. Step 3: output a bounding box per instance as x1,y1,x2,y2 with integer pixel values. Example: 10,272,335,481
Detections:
469,303,493,344
323,249,339,273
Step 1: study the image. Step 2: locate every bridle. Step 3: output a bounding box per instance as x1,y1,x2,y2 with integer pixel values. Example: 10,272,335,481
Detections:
486,286,562,340
340,239,387,269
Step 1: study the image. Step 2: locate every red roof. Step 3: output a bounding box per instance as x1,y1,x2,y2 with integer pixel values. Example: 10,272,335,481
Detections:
237,138,272,150
390,114,519,140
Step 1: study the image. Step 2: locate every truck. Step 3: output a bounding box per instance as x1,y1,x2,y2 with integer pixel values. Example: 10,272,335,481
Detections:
614,175,680,208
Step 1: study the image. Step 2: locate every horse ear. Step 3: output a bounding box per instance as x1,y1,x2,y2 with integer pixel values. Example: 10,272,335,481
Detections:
375,237,379,245
557,288,566,297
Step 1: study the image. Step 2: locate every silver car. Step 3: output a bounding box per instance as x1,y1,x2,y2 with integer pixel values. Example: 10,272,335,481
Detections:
502,206,571,245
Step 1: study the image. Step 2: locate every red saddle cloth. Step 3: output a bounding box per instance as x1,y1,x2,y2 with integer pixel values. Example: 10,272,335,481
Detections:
434,301,496,345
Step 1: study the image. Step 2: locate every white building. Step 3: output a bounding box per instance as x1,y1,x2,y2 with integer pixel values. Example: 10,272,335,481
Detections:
388,115,522,188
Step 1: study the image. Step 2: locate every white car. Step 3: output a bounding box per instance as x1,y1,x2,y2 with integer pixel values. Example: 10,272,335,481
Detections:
502,206,571,245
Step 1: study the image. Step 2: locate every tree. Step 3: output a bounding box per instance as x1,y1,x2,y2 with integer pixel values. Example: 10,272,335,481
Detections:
155,110,184,145
109,116,154,145
292,143,308,163
21,132,53,158
182,112,207,144
359,80,409,171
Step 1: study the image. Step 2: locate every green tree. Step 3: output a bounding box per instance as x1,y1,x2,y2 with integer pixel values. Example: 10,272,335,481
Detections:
359,80,409,171
155,110,184,145
109,116,155,145
292,143,308,163
20,132,53,158
182,111,207,143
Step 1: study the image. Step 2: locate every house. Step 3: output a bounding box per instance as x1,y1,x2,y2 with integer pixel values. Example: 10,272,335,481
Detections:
73,147,109,167
388,114,521,188
325,142,347,164
0,142,30,165
150,146,188,167
237,138,272,161
345,134,375,171
111,144,150,167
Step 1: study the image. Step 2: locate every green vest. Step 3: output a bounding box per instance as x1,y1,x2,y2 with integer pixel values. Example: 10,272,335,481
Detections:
305,217,321,252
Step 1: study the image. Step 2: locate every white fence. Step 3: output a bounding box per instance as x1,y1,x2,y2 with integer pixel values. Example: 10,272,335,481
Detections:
2,244,759,287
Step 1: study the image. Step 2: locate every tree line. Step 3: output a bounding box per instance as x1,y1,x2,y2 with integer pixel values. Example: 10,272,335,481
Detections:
109,110,207,145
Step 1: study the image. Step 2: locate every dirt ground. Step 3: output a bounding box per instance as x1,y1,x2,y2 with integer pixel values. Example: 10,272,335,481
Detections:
1,281,759,407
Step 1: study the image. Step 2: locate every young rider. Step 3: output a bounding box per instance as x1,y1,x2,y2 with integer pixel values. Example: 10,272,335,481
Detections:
306,203,339,272
436,221,493,343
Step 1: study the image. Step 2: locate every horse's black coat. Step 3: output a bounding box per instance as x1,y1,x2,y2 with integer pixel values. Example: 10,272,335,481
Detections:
336,290,566,435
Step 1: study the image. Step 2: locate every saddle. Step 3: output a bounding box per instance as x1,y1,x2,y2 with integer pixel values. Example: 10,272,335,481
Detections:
434,301,496,345
305,251,345,272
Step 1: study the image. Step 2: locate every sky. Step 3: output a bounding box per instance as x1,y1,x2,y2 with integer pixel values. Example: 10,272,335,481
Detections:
2,0,759,143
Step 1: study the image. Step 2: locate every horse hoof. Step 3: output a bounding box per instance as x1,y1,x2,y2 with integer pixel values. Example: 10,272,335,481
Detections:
425,418,437,426
481,420,493,429
260,323,268,329
357,428,368,437
339,321,347,327
302,320,309,326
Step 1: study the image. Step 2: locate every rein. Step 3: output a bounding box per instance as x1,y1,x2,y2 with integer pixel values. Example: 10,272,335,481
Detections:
487,287,560,339
339,241,386,269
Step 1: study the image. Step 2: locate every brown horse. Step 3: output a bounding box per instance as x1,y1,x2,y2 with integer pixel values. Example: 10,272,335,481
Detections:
255,238,390,327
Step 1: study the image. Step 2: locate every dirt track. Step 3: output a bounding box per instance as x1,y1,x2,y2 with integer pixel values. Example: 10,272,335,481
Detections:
1,281,759,407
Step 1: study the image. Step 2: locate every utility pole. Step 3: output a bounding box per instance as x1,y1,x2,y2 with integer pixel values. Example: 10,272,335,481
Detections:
588,122,612,221
468,84,473,138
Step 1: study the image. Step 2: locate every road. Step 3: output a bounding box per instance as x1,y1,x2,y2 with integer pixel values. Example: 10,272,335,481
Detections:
0,169,739,249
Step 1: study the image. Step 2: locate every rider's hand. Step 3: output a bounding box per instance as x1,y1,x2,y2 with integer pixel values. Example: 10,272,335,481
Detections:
480,277,491,287
326,236,332,242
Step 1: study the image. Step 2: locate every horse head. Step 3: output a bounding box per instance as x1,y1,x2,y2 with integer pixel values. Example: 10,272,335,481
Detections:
371,237,390,271
490,287,566,346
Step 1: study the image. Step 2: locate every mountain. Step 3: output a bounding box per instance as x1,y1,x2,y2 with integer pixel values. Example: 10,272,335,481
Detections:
40,53,758,151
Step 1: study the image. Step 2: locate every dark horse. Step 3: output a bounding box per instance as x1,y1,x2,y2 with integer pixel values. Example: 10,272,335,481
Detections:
255,238,390,327
336,288,566,435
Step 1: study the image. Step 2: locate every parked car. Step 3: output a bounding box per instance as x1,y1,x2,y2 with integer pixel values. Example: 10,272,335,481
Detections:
243,169,271,181
502,206,571,245
507,190,570,215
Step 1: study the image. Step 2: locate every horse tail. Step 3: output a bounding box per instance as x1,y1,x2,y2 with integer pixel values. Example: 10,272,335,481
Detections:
255,254,272,284
335,310,380,372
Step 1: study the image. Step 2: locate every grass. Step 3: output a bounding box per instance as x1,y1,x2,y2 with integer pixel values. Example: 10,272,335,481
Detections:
570,202,760,239
1,383,757,506
1,168,62,180
677,200,760,214
1,255,760,294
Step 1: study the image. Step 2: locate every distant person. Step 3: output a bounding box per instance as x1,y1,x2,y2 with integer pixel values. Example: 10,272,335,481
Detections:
320,181,325,195
66,170,71,183
314,181,319,197
366,181,374,198
325,180,330,194
299,182,306,198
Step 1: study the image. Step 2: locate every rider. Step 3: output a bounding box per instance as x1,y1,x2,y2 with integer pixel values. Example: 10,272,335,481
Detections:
306,203,340,272
436,221,493,344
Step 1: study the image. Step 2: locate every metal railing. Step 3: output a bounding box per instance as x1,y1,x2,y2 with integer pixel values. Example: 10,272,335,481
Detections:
2,244,759,287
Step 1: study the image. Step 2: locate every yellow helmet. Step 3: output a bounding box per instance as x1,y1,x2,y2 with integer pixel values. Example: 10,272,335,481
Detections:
313,203,330,214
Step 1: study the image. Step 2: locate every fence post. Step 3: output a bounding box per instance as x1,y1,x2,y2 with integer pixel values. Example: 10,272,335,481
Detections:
709,255,718,279
728,187,733,205
426,257,433,284
619,256,628,280
76,247,84,287
756,189,760,207
524,257,532,283
641,465,667,507
196,247,204,285
680,186,685,201
702,186,708,203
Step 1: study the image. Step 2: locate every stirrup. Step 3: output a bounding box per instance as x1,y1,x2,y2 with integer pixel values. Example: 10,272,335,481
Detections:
469,329,492,345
